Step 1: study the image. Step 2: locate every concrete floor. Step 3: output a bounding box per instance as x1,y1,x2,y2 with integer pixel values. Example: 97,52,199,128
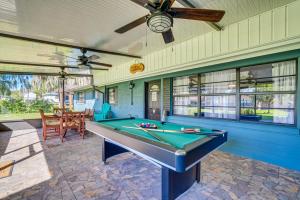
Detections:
0,122,300,200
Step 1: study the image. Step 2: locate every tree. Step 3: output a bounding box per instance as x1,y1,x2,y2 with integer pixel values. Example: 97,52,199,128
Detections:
0,75,12,96
31,76,59,100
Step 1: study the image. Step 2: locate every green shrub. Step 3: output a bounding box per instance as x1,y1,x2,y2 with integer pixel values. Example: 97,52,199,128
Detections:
29,100,54,113
0,98,54,114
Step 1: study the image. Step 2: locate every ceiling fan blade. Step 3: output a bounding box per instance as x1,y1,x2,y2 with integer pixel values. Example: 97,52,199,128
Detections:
55,52,78,60
162,29,174,44
160,0,175,10
77,63,108,71
129,0,149,7
88,55,100,60
89,61,112,68
89,67,109,71
115,15,148,33
169,8,225,22
129,0,158,12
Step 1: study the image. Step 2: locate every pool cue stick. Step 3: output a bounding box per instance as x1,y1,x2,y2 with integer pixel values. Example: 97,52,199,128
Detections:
123,126,223,137
123,126,179,133
133,124,172,146
194,132,224,137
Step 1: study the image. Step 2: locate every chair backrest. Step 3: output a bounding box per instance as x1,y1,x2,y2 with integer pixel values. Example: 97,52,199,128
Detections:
84,108,90,115
63,112,85,128
53,107,67,114
89,109,94,116
39,109,46,127
102,103,111,114
39,109,45,119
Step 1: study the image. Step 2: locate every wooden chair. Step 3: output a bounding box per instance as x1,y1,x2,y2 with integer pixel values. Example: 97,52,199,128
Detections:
53,107,67,115
84,108,94,120
40,110,63,142
89,109,94,121
62,112,85,139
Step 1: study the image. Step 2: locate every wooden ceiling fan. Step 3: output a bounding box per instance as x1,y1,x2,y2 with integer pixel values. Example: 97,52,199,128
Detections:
115,0,225,44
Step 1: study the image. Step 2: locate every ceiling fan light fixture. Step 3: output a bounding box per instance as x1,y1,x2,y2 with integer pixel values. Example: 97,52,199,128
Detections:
147,12,173,33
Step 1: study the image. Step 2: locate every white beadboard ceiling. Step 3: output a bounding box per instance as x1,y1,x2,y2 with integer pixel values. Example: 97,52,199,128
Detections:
0,0,296,71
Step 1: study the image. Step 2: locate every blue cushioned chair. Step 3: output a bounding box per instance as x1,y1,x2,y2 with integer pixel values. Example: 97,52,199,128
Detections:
94,103,112,121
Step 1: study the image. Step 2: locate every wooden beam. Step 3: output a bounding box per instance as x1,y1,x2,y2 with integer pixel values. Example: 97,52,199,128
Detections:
0,60,108,71
0,71,93,77
0,32,142,59
176,0,223,31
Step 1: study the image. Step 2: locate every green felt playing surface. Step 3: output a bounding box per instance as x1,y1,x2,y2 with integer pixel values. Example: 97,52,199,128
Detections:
97,118,216,149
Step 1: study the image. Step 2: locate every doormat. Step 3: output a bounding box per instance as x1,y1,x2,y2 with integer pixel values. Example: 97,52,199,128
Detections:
0,160,14,178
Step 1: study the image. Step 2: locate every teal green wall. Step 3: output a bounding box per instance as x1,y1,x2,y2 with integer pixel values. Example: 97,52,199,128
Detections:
107,80,145,118
106,49,300,171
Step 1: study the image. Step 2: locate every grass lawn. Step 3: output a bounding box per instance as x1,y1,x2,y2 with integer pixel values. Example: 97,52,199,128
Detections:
0,113,43,121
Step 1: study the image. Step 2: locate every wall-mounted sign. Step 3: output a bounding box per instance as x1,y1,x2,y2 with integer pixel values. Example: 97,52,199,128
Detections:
130,63,144,74
151,92,157,102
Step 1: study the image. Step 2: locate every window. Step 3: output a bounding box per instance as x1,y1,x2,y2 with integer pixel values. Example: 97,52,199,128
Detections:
78,92,85,103
171,59,297,125
200,69,236,119
240,60,296,124
108,87,118,104
173,75,198,116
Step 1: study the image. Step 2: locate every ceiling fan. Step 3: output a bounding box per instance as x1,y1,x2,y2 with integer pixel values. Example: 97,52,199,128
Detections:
115,0,225,44
58,67,69,80
56,48,112,69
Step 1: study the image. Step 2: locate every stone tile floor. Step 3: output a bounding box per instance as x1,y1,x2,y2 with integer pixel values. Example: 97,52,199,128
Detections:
0,125,300,200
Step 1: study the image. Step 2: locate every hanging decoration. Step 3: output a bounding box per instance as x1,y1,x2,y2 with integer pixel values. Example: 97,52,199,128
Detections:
130,61,145,74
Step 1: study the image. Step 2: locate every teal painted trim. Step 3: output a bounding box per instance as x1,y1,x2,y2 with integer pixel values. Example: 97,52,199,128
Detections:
170,78,173,116
160,78,163,120
297,57,300,131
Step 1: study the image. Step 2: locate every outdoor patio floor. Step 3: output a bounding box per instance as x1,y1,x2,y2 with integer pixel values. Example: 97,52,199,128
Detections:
0,122,300,200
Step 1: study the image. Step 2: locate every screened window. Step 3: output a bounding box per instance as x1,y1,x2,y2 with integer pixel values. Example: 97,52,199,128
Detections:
173,75,198,116
200,69,236,119
171,59,297,125
240,60,296,124
108,87,118,105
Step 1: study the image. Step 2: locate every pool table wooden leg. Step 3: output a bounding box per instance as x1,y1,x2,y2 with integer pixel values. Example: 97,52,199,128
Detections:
161,164,200,200
101,138,107,164
196,162,201,183
101,138,128,164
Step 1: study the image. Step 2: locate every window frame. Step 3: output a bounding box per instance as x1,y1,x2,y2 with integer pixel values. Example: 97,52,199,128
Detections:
108,87,118,105
171,59,298,126
199,69,237,120
172,75,199,117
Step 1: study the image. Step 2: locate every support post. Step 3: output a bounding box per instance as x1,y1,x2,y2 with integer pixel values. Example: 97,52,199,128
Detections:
161,163,200,200
160,78,164,121
101,138,128,164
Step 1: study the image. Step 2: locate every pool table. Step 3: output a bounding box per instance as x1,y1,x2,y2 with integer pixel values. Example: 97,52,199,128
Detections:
86,117,227,200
